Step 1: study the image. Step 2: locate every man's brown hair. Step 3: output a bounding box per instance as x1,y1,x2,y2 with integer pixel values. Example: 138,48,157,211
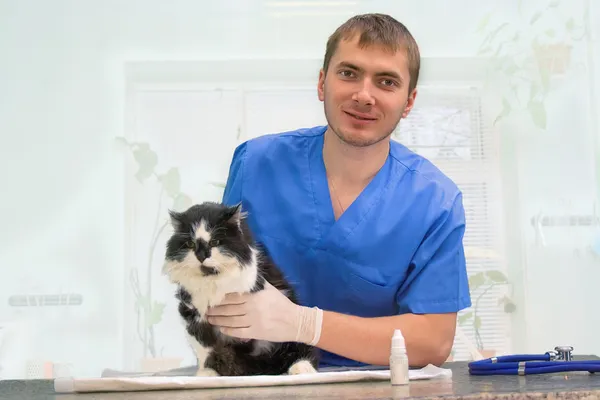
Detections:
322,13,421,94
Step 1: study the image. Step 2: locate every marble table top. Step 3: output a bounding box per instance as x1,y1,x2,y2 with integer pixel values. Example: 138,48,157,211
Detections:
1,359,599,399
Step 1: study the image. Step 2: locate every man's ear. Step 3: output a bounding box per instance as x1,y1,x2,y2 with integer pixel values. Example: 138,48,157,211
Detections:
317,68,325,102
401,88,418,119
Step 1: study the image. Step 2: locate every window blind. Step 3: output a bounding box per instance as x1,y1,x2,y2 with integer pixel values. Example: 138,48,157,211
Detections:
394,85,511,360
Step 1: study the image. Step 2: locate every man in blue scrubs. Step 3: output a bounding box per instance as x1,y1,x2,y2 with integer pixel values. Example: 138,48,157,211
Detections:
206,13,472,368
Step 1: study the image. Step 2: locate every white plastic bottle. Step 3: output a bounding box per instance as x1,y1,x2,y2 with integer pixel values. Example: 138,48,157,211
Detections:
390,329,409,385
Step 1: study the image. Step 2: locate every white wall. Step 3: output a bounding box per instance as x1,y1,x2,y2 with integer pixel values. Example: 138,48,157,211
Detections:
0,0,597,379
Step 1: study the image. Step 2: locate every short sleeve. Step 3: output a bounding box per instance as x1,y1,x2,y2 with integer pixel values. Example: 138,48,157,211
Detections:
396,192,472,314
221,142,248,206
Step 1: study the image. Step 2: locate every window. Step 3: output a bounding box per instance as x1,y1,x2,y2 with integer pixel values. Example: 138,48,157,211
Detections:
395,85,510,360
122,60,510,367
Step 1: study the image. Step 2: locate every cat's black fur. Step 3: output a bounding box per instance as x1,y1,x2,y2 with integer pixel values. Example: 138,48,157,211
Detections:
163,201,319,377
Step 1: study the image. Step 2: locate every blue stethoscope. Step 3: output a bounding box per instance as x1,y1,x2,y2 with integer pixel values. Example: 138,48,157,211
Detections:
469,346,600,375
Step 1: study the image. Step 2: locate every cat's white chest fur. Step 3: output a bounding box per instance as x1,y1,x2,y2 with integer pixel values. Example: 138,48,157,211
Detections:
185,266,258,317
163,247,260,317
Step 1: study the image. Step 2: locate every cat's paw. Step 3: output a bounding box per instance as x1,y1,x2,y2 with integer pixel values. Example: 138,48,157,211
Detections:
288,360,318,375
195,368,219,377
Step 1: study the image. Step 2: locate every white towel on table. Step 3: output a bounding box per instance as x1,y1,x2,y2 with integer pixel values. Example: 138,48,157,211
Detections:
54,364,452,393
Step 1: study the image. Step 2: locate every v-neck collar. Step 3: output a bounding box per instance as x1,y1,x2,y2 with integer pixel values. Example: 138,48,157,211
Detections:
307,128,392,250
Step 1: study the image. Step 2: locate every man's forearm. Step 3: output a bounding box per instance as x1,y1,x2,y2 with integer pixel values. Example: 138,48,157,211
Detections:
312,310,456,367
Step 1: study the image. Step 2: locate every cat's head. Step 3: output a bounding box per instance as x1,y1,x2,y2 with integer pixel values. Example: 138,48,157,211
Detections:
162,202,256,284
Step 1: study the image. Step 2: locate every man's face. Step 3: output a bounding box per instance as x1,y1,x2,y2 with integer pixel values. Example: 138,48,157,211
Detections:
317,35,417,147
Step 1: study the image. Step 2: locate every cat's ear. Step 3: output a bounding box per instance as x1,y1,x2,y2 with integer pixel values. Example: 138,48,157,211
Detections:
225,203,247,225
168,209,183,230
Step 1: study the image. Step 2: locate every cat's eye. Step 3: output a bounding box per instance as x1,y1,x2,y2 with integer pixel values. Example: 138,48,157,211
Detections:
210,239,220,247
186,241,195,249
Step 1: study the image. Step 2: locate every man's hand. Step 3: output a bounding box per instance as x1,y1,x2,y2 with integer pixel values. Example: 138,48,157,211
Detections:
205,281,323,344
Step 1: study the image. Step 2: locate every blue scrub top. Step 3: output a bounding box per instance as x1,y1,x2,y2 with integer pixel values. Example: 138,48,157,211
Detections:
221,125,472,368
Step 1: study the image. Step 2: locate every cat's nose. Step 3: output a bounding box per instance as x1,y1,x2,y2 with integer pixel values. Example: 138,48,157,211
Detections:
196,248,210,262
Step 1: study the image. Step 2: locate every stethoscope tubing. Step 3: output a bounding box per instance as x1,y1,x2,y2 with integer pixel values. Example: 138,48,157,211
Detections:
469,354,600,375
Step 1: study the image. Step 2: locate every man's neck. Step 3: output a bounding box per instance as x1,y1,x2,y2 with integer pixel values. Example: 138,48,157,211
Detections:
322,127,390,189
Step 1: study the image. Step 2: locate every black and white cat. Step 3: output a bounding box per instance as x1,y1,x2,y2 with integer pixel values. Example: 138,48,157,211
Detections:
162,201,319,377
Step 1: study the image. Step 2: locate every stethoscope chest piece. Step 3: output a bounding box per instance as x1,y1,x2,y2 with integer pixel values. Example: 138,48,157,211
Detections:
552,346,574,362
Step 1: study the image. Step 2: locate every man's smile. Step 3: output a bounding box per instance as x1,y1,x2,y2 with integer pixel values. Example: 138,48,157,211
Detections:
344,110,377,122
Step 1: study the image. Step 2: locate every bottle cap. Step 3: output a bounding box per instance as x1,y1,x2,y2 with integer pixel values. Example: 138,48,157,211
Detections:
392,329,405,350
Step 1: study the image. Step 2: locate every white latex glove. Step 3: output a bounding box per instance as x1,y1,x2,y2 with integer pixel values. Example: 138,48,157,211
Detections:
205,281,323,345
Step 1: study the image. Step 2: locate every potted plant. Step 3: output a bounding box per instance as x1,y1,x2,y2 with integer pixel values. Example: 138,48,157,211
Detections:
475,0,587,131
116,137,195,371
458,269,516,358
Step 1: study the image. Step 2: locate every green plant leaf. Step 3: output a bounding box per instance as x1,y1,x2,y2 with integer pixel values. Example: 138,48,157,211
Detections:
478,23,509,51
566,17,575,31
493,97,511,126
132,143,158,183
172,193,193,211
493,42,507,57
528,100,547,129
474,316,482,330
504,301,517,313
458,311,473,325
469,272,486,291
210,182,227,189
115,136,129,146
530,82,540,100
147,301,166,327
486,270,508,283
135,295,151,315
530,11,542,25
477,46,493,56
498,295,517,313
476,12,492,32
159,167,181,198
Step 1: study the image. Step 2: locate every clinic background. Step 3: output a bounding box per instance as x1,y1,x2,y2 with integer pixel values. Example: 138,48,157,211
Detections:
0,0,598,379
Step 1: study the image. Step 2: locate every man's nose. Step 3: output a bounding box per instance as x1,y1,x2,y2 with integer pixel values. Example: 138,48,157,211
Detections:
352,80,375,106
